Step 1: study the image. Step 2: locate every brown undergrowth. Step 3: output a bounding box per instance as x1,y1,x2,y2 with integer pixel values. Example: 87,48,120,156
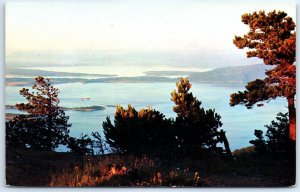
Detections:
49,154,215,187
6,148,295,187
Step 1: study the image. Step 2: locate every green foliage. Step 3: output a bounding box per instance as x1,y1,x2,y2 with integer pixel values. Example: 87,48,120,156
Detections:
265,112,289,153
171,78,223,155
67,134,93,155
6,76,71,151
104,78,226,158
171,78,201,118
6,115,47,150
249,130,266,154
103,105,175,157
230,79,279,109
103,105,138,154
250,112,289,155
137,107,177,157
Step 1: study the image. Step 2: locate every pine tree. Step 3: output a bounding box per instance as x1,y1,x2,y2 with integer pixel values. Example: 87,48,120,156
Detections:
6,76,71,151
171,77,203,119
265,112,289,154
103,105,175,156
171,77,224,155
137,106,176,157
250,112,289,155
103,104,139,154
67,134,93,155
231,10,296,141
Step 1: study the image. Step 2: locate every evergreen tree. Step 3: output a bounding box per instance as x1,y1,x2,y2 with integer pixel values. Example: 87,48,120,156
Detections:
103,104,139,154
6,115,45,150
171,77,224,155
103,78,229,157
137,107,176,157
231,10,296,141
171,77,202,119
249,130,266,154
6,76,71,151
250,112,289,155
265,112,289,154
103,105,175,156
67,134,93,155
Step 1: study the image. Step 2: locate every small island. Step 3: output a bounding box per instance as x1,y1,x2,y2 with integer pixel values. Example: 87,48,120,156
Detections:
6,105,105,112
62,105,105,111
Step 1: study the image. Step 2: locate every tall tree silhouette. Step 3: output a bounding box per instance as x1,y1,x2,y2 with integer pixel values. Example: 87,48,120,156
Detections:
171,77,225,155
7,76,71,151
231,10,296,141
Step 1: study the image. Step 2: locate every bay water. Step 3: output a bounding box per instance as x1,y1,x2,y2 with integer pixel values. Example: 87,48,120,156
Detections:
5,82,287,151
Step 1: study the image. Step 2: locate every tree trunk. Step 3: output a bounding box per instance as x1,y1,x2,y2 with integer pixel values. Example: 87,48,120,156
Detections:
47,114,52,151
288,96,296,141
47,97,53,151
219,130,232,156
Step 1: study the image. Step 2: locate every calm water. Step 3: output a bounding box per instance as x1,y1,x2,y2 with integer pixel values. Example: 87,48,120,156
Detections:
5,82,287,151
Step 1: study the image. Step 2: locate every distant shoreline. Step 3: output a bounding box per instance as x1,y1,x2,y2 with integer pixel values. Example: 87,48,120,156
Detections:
5,77,247,87
5,105,106,112
5,64,266,86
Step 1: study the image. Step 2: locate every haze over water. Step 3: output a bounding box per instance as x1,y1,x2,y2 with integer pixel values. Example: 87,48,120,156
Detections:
6,81,287,151
5,0,294,151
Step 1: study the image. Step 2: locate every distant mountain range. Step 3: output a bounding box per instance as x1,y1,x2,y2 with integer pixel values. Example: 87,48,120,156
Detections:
145,64,268,83
188,64,269,83
6,64,269,86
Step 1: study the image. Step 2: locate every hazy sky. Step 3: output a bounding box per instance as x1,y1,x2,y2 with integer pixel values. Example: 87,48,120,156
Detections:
6,0,296,69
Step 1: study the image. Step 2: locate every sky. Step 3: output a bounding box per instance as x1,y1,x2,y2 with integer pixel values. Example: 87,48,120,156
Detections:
5,0,296,70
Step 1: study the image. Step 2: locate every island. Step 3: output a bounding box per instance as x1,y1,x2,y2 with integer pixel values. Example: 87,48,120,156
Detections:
5,105,105,112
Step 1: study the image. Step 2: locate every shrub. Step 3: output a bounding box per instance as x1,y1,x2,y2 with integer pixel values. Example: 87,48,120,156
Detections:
250,112,290,155
67,134,93,156
103,105,175,157
249,130,266,154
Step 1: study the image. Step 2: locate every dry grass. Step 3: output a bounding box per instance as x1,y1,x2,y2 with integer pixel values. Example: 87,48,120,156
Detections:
50,155,209,187
6,148,295,187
